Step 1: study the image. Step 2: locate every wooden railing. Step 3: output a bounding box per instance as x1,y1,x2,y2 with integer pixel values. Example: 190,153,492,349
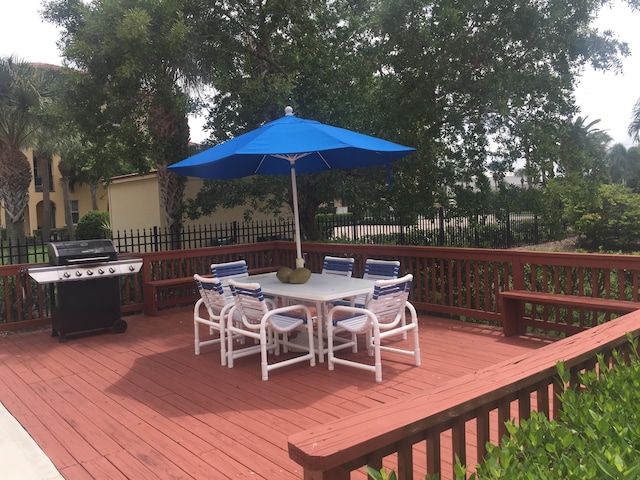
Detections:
6,242,640,333
287,310,640,479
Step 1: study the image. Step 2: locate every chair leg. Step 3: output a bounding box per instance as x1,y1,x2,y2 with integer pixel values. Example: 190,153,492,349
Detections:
373,329,382,382
227,326,235,368
194,321,201,355
413,324,421,366
327,322,335,371
261,328,270,381
219,327,227,367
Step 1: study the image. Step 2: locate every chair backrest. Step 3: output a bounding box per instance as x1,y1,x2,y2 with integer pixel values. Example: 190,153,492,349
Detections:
322,256,355,277
363,259,400,281
211,260,249,300
368,274,413,325
228,279,268,326
194,274,228,315
211,260,249,280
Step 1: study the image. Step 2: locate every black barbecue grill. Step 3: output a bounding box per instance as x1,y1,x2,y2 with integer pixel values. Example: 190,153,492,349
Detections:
26,239,143,342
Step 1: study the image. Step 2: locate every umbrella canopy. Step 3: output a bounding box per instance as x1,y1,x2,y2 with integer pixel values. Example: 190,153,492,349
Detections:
169,107,415,267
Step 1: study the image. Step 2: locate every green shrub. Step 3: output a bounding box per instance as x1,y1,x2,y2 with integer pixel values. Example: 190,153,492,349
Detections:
75,210,111,240
367,339,640,480
476,339,640,479
575,184,640,251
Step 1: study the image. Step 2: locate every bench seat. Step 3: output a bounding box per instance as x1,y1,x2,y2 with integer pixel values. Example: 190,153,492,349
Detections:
143,267,277,316
499,290,640,336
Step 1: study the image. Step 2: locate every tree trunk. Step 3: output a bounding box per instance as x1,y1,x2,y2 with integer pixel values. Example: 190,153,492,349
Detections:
0,146,33,263
90,184,98,210
37,153,52,243
58,162,76,241
296,176,321,241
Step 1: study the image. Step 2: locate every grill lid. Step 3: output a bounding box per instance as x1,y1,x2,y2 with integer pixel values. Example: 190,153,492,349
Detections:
48,239,118,266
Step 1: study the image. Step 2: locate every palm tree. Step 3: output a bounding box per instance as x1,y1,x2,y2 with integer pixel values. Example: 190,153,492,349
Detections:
606,143,633,186
630,98,640,144
0,57,53,257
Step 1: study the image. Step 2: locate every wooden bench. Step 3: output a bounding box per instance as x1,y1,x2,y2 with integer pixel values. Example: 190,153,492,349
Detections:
143,267,278,316
499,290,640,336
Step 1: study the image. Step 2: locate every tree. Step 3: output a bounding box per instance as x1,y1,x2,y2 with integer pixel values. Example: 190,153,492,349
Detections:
630,98,640,144
606,142,640,189
187,1,402,240
43,0,634,242
191,0,632,238
0,57,56,257
43,0,209,239
545,116,612,227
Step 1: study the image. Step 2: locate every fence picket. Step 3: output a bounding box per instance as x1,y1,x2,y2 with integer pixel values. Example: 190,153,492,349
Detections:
1,209,551,264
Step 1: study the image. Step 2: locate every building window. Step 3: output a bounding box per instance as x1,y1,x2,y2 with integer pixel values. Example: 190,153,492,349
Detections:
71,200,80,224
33,155,54,192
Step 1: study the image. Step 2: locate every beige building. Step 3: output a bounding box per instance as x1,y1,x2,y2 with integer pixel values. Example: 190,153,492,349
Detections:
1,150,108,237
108,171,286,233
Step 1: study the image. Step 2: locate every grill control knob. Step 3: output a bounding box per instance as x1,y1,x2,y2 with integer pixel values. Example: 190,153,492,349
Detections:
109,267,116,274
98,268,104,274
87,269,93,276
63,272,71,278
75,270,83,277
128,265,135,271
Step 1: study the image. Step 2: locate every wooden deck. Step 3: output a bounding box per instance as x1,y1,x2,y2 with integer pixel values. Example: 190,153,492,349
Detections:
0,308,554,479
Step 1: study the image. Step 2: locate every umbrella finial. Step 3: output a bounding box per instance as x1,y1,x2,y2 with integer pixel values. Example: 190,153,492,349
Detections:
284,106,294,116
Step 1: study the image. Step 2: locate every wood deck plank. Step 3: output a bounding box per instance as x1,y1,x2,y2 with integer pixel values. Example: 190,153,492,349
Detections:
0,308,552,479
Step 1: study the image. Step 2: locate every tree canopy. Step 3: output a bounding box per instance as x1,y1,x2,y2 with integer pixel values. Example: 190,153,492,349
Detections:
41,0,637,240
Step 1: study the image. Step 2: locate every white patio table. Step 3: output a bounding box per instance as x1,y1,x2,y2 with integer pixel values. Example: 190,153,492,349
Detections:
247,272,376,362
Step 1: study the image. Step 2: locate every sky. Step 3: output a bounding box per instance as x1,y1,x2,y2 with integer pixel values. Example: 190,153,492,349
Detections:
1,0,639,147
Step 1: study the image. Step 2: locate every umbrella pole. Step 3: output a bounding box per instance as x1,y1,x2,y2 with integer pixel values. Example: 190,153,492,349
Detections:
290,163,305,268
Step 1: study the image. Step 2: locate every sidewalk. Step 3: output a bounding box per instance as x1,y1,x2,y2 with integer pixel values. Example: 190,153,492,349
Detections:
0,402,64,480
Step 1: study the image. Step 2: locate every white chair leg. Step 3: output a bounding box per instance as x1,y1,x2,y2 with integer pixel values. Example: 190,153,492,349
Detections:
194,321,201,355
413,324,421,366
227,326,235,368
327,322,335,371
261,328,270,381
219,328,227,367
373,329,382,382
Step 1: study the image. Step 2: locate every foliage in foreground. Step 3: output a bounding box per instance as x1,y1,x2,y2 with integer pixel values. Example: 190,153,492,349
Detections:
367,337,640,479
476,338,640,479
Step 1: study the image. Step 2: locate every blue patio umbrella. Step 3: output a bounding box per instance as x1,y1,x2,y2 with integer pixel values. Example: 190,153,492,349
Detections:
169,106,415,267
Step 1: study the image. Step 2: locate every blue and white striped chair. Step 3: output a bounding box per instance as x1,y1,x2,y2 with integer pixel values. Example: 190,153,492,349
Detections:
194,274,242,366
210,260,249,282
227,279,316,380
334,259,401,308
326,274,420,382
321,256,354,277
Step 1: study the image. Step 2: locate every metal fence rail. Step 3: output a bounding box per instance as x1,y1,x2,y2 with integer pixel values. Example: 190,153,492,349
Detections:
1,208,552,263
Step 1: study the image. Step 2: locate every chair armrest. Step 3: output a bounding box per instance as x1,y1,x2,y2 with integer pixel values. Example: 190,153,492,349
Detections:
265,304,313,322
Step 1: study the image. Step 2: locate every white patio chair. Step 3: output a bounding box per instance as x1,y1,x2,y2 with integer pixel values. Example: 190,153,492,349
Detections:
326,274,420,382
210,259,249,282
207,259,251,332
194,274,242,366
227,279,316,380
322,256,354,277
334,259,401,308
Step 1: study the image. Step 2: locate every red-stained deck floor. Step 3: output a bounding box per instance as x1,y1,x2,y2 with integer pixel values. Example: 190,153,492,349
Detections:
0,308,553,479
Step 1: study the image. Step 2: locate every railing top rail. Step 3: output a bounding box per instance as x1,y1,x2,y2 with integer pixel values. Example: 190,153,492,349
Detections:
287,310,640,471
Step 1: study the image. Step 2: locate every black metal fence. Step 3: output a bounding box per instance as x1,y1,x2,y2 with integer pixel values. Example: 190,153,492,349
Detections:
1,208,555,264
